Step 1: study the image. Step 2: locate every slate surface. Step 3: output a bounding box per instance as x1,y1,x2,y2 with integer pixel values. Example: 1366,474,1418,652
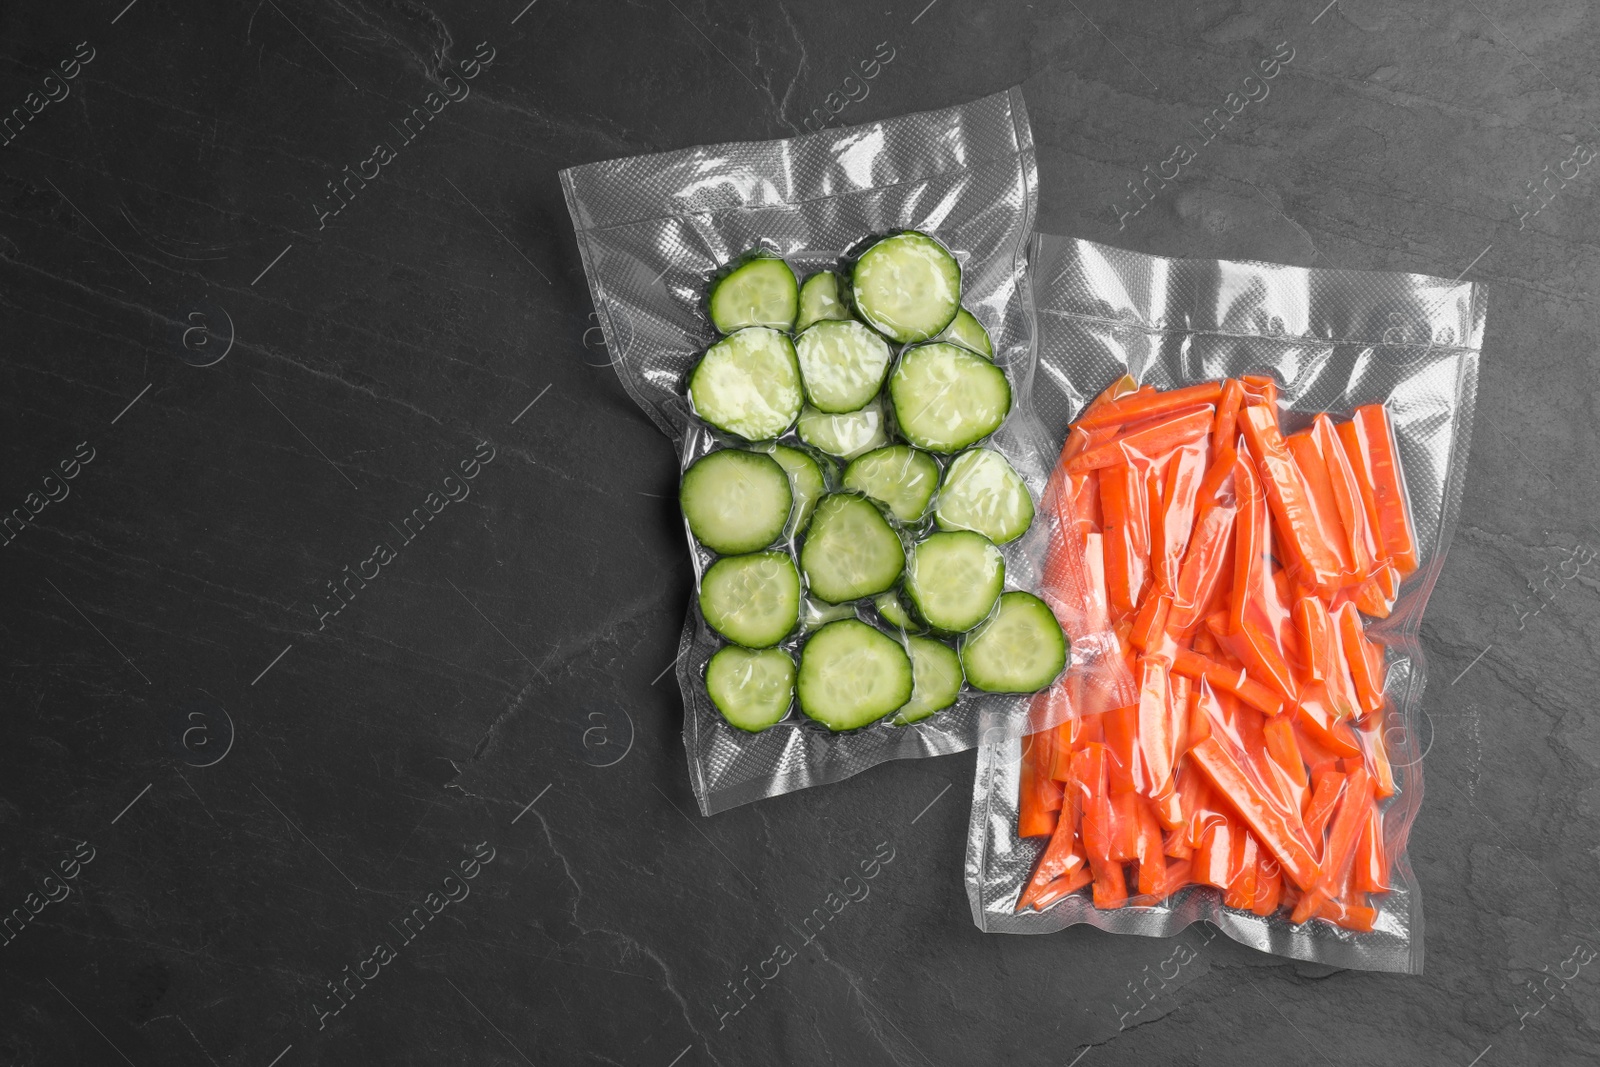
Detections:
1,1,1596,1065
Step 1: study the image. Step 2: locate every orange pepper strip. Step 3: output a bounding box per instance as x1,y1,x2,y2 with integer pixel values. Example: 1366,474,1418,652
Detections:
1172,648,1288,716
1191,735,1321,890
1076,380,1225,429
1067,408,1214,474
1354,803,1390,893
1334,602,1385,715
1286,428,1355,579
1351,404,1418,574
1292,763,1372,922
1240,404,1346,590
1211,378,1245,454
1100,464,1150,619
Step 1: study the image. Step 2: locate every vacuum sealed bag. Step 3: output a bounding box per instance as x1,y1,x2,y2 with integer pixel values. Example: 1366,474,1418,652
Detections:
965,234,1485,972
562,90,1131,815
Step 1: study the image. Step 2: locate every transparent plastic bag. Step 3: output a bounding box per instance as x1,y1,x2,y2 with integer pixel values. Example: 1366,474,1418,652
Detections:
965,234,1485,973
561,89,1130,815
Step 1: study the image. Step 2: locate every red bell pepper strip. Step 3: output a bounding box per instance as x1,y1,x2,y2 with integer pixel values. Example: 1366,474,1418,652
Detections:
1240,404,1346,591
1212,378,1245,455
1100,464,1150,619
1067,407,1214,474
1190,735,1320,890
1334,602,1385,715
1077,380,1224,429
1018,729,1063,837
1353,803,1389,893
1286,428,1355,579
1350,404,1418,574
1292,764,1372,922
1172,648,1289,716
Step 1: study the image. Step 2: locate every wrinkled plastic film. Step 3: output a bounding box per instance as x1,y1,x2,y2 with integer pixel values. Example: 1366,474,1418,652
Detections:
562,90,1129,815
965,234,1484,973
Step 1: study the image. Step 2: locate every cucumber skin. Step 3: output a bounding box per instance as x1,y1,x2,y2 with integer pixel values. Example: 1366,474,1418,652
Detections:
679,450,793,556
888,343,1013,453
798,492,906,604
796,271,851,332
698,551,801,649
842,445,941,524
686,328,804,441
705,645,796,732
847,231,963,344
891,635,964,725
934,447,1036,546
707,250,799,333
903,530,1006,636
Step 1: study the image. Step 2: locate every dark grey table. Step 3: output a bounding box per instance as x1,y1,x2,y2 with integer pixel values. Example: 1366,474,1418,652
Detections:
2,1,1594,1064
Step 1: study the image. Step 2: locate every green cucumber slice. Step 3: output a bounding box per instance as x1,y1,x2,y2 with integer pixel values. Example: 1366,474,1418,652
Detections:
937,308,994,359
698,551,801,648
797,619,914,731
801,597,859,630
796,270,851,332
796,397,890,460
842,445,940,523
873,590,923,632
706,645,795,731
708,251,798,333
688,327,803,441
799,493,905,603
888,342,1011,453
680,450,792,555
850,231,962,343
935,448,1035,545
960,591,1067,693
903,531,1005,634
770,444,829,538
892,635,964,725
795,320,893,413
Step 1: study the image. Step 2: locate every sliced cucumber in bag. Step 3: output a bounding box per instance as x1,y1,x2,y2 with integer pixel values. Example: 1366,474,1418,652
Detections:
799,493,905,603
800,596,859,631
797,619,914,731
795,320,892,413
935,447,1035,545
796,396,890,460
796,270,851,332
770,444,830,538
892,635,964,725
680,449,791,555
850,231,962,343
904,530,1004,634
873,590,923,633
708,251,798,333
888,342,1011,453
687,327,803,441
706,645,795,731
842,445,941,523
698,551,801,648
960,591,1067,693
937,307,994,359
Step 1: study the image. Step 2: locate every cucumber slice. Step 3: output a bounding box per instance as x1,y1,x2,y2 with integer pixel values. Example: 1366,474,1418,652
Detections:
935,448,1035,545
698,551,801,648
706,645,795,732
799,493,905,603
795,320,893,413
892,635,964,725
842,445,940,523
796,270,851,332
904,531,1005,634
937,308,994,359
888,342,1012,453
796,397,890,460
797,619,914,731
708,251,798,333
873,590,924,633
960,591,1068,693
850,231,962,343
688,327,803,441
680,450,792,555
801,596,859,630
770,444,829,538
